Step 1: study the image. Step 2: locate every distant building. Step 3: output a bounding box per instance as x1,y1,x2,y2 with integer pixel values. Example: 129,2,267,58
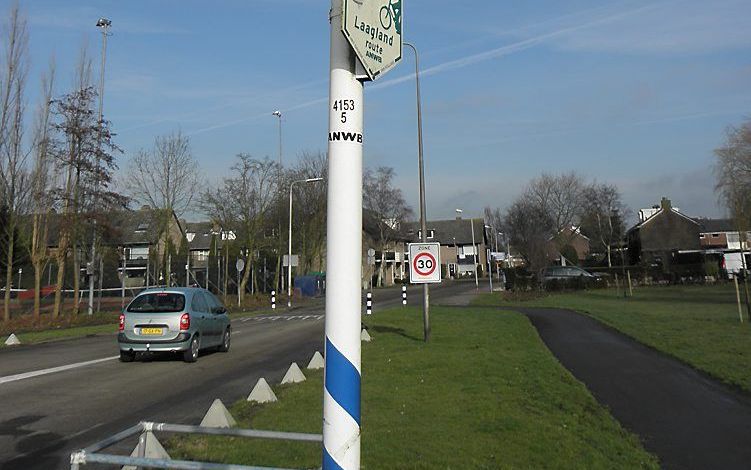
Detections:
694,218,751,251
626,197,700,267
184,222,236,289
547,226,590,264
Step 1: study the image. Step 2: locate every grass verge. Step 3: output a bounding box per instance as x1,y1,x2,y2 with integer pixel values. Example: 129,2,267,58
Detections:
474,284,751,393
169,306,658,469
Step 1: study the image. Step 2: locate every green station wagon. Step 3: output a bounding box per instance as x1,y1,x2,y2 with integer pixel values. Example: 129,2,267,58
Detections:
118,287,231,363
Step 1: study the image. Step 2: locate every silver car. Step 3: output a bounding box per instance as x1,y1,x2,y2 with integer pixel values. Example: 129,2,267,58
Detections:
118,287,231,363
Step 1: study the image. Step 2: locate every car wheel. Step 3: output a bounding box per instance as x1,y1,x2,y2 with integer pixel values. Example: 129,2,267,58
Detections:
218,327,231,353
183,335,200,363
119,350,135,363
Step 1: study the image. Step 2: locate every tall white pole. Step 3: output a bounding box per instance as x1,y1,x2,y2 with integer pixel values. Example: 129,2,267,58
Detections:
323,1,362,468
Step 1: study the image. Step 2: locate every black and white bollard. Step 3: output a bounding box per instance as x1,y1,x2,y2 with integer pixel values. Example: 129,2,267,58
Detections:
366,292,372,315
402,285,407,306
271,290,276,310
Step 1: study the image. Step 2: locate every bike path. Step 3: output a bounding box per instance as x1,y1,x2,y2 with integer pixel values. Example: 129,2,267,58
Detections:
516,307,751,470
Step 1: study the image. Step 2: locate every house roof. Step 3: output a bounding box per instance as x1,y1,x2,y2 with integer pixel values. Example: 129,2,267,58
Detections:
403,218,486,245
42,208,182,247
627,206,699,234
694,218,737,233
184,221,228,251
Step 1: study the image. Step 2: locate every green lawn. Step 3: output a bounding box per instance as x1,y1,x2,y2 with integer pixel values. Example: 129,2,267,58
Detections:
474,284,751,393
169,306,658,469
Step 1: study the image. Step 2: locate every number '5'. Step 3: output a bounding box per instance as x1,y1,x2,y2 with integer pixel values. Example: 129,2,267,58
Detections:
340,112,347,123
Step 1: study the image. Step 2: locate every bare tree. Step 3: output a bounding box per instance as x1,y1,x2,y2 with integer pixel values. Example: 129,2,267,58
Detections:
0,3,30,321
288,151,327,273
580,183,629,267
503,172,586,270
714,120,751,223
363,166,413,287
200,155,279,302
123,130,199,217
504,198,554,270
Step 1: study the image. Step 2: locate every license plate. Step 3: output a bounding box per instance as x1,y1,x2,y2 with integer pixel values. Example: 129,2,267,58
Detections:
141,327,163,335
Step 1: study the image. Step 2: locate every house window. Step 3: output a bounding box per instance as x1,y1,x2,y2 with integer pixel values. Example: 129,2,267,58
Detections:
129,246,149,260
699,234,706,239
712,233,720,238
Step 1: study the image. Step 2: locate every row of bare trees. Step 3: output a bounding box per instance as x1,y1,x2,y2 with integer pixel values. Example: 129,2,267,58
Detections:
0,5,125,322
488,172,629,270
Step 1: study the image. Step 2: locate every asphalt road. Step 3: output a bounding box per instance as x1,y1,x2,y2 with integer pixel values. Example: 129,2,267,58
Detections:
0,280,477,469
521,307,751,470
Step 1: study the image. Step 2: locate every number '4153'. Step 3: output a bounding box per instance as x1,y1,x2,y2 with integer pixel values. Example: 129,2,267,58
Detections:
333,99,355,123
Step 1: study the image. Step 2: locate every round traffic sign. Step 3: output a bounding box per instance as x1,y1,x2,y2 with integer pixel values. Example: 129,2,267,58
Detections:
235,259,245,272
412,252,437,277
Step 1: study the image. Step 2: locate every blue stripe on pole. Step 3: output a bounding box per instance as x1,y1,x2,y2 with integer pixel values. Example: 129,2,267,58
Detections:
325,337,361,426
323,447,344,470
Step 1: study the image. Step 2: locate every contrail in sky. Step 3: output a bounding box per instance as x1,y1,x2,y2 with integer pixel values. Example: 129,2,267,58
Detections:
185,2,665,136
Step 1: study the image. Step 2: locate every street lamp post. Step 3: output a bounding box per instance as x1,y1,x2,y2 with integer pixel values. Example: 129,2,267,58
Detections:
288,177,324,307
272,110,283,295
404,42,430,342
272,110,283,166
456,209,479,288
88,17,111,316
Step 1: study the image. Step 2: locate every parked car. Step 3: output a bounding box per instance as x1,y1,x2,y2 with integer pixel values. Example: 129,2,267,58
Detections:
118,287,231,363
539,265,603,290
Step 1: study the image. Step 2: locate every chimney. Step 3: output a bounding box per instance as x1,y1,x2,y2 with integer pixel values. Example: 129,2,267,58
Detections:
660,197,672,211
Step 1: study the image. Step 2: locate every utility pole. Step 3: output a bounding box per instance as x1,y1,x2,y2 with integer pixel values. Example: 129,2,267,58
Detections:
88,17,111,315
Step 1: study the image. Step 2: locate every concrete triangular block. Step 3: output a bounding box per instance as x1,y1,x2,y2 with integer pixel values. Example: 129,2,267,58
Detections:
5,333,20,346
361,329,371,342
122,431,170,470
200,399,237,428
280,362,306,384
247,378,277,404
307,351,324,370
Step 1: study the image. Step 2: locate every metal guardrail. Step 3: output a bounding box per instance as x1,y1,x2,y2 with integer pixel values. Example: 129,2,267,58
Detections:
69,421,322,470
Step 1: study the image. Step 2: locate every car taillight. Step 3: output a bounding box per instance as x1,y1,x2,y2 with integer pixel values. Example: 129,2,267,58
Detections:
118,314,125,332
180,313,190,331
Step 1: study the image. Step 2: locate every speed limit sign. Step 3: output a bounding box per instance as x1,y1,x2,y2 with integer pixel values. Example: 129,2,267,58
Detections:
408,243,441,284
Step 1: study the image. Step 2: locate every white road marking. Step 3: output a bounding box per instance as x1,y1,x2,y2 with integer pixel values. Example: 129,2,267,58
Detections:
0,356,119,385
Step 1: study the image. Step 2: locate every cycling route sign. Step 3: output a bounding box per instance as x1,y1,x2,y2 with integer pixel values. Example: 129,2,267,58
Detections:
408,242,441,284
342,0,403,81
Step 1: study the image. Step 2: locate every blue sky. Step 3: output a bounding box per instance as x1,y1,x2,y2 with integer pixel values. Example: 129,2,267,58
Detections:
8,0,751,221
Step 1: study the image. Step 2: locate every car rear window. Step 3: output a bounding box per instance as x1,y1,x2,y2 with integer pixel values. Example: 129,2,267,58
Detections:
127,293,185,313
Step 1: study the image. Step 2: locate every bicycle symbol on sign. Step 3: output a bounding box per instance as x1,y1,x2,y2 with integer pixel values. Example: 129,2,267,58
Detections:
379,0,402,34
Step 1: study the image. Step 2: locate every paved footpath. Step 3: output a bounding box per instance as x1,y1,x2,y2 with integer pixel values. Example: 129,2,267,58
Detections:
517,307,751,470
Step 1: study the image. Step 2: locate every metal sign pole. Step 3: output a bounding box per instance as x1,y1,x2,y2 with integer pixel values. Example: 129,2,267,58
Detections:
323,1,363,468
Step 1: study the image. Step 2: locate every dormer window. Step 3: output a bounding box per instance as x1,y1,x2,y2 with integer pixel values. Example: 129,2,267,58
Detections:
135,223,148,233
186,233,196,242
